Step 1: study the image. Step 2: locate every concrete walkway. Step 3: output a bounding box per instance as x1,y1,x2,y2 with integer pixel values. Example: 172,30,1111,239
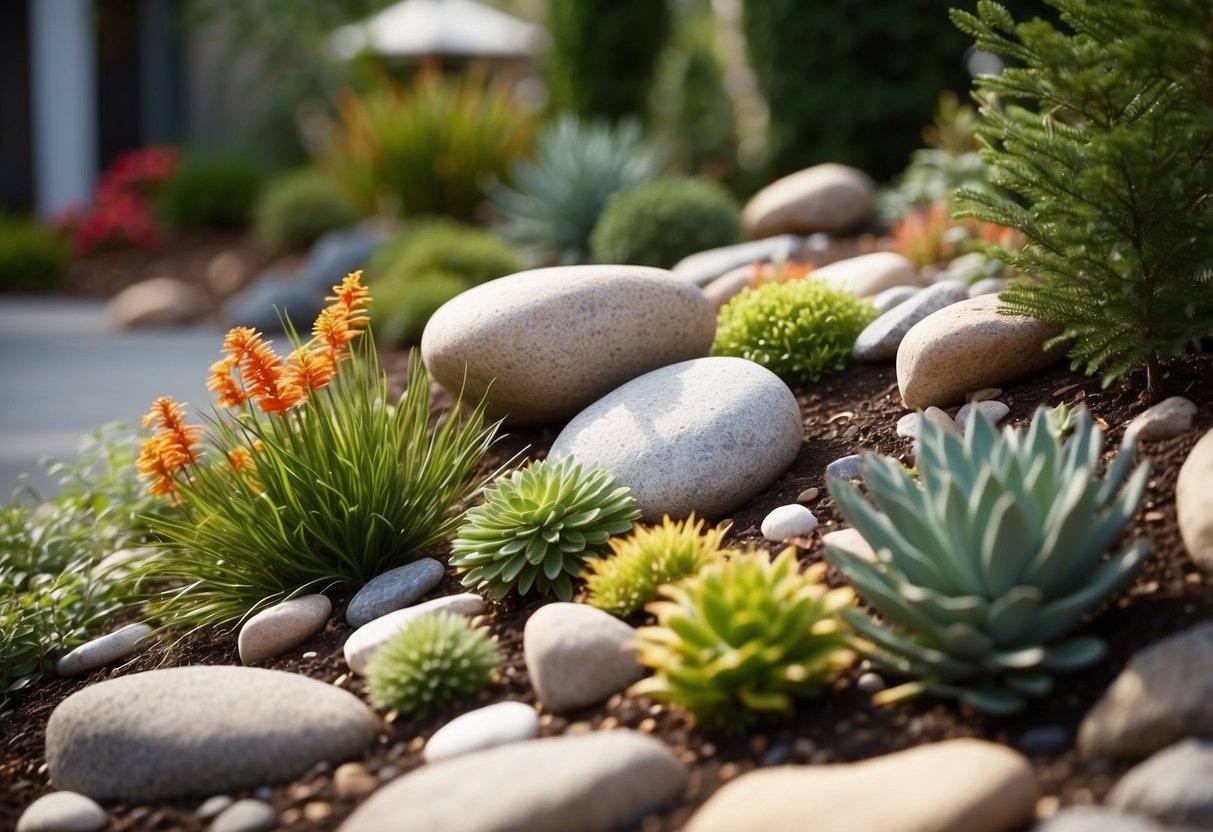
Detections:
0,297,224,499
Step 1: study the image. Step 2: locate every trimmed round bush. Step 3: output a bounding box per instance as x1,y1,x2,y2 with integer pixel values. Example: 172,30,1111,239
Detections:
373,270,469,346
712,278,877,382
254,169,359,251
156,156,264,230
365,612,500,717
590,177,742,268
0,218,70,291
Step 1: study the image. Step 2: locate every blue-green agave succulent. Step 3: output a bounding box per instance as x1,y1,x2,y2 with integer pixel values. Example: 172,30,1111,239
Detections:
826,405,1150,714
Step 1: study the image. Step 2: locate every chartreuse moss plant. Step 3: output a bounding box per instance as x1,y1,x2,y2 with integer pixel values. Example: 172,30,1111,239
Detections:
136,272,501,629
583,514,730,618
631,548,856,728
712,278,877,383
827,406,1149,715
365,612,500,717
450,459,640,602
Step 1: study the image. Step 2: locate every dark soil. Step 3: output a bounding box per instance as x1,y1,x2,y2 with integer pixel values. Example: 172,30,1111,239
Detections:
3,240,1212,830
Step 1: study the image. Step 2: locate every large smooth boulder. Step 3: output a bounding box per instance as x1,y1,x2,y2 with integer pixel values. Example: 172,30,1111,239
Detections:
742,164,874,238
421,265,716,426
1177,428,1213,573
548,356,803,521
897,294,1066,409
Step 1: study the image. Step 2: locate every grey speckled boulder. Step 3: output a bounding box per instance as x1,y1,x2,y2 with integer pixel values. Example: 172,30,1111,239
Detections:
420,265,716,426
1178,428,1213,573
852,280,968,362
46,666,380,802
742,164,874,237
548,357,802,521
897,294,1067,409
339,732,687,832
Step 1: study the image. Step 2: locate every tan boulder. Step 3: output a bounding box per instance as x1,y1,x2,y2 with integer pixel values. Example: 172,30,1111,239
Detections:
742,163,874,238
106,277,209,329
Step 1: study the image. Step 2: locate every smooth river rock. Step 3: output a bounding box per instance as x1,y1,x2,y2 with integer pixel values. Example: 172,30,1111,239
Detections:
1106,738,1213,828
852,279,968,362
343,593,486,674
424,701,540,763
420,265,716,425
16,792,106,832
1178,428,1213,573
524,603,644,713
55,623,152,677
897,294,1067,409
761,504,819,542
46,666,380,802
339,732,687,832
684,739,1037,832
548,357,803,521
1078,621,1213,759
1125,396,1198,443
742,163,874,238
815,251,920,298
238,594,331,665
345,558,445,627
672,235,804,287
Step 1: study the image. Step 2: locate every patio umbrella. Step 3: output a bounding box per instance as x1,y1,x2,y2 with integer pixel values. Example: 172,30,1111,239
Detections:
329,0,547,61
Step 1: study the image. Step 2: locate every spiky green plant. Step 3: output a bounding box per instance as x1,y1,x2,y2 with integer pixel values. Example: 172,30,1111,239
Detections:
583,514,730,618
712,278,877,382
365,612,500,717
487,115,667,265
827,405,1150,714
631,548,856,728
450,459,640,601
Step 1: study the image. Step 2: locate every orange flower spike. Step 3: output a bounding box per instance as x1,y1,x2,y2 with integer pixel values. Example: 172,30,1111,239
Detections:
285,347,336,393
140,396,201,465
328,271,371,315
312,306,361,362
207,356,247,409
137,435,187,503
237,331,304,414
227,446,254,471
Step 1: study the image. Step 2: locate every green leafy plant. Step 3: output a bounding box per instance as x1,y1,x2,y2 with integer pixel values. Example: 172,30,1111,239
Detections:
827,406,1150,714
254,168,360,252
450,459,640,601
0,217,71,292
590,177,741,268
631,548,856,728
952,0,1213,397
712,278,877,382
365,612,500,717
584,514,729,618
321,70,534,222
156,155,264,230
136,272,502,629
373,270,469,347
488,115,666,265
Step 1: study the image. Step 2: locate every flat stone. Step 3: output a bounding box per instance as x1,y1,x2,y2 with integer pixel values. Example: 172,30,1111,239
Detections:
871,285,921,315
339,731,687,832
46,666,380,802
897,294,1067,409
825,454,863,481
424,701,540,763
1125,396,1198,443
106,277,209,329
815,252,920,298
524,603,644,713
1178,428,1213,573
238,594,331,665
742,163,874,238
421,265,716,425
968,277,1009,298
956,400,1010,431
16,792,106,832
761,504,819,542
344,593,486,675
1078,621,1213,759
345,559,445,628
1031,808,1168,832
823,528,877,564
548,357,803,521
210,799,278,832
684,739,1037,832
701,265,755,309
55,623,153,677
672,235,804,287
853,280,969,362
1106,738,1213,828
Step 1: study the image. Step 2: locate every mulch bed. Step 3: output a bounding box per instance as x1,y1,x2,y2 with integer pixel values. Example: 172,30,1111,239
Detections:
2,237,1211,830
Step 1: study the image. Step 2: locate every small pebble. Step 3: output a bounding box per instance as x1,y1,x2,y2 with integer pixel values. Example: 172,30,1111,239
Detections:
197,796,234,820
333,762,378,798
1125,396,1198,443
825,454,862,481
1018,725,1070,755
955,400,1010,431
970,387,1002,402
238,595,331,665
821,528,877,564
856,672,886,693
796,487,819,504
16,791,106,832
424,701,540,763
762,744,792,766
209,799,277,832
761,504,819,542
896,412,921,439
345,558,445,628
55,623,153,677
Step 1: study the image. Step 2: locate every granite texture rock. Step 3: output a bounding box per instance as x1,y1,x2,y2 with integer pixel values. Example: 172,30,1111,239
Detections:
1106,738,1213,828
524,603,644,713
46,666,380,802
345,559,445,628
421,265,716,425
238,594,331,665
16,792,106,832
673,235,803,287
1178,428,1213,573
897,294,1067,409
852,280,968,362
424,701,540,763
548,357,803,520
55,623,152,677
339,732,687,832
742,164,874,237
815,252,920,298
343,593,486,674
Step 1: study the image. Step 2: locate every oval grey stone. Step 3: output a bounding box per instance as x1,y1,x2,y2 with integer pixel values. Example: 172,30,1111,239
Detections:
55,623,153,677
852,280,969,362
1106,739,1213,828
548,356,803,521
672,235,804,287
46,666,380,802
339,731,687,832
346,558,445,628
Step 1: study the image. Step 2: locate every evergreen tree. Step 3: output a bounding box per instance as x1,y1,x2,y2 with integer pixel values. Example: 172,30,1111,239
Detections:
952,0,1213,398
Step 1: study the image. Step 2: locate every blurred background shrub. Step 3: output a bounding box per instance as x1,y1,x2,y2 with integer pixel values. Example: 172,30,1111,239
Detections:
254,168,361,252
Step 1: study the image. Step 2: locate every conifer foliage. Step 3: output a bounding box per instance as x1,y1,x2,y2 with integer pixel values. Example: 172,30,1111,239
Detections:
952,0,1213,396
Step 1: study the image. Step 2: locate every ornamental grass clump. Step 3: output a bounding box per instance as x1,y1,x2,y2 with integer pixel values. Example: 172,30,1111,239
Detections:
827,406,1150,714
449,459,640,601
136,272,500,629
365,612,500,717
631,548,855,728
583,514,730,618
712,278,877,382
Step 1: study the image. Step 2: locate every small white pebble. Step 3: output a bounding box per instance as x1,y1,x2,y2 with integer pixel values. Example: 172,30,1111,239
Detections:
761,504,819,542
970,387,1002,402
16,792,106,832
896,412,920,439
197,795,234,820
825,454,862,481
956,400,1010,431
857,672,886,694
796,487,819,504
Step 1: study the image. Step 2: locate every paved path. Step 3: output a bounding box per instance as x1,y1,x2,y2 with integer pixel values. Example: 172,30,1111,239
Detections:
0,297,223,499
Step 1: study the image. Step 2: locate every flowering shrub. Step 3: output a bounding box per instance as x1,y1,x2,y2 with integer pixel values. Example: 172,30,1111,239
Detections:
59,147,179,256
136,272,500,628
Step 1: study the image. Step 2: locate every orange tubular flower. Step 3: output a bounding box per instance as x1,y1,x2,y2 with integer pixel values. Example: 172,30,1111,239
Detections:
227,446,253,471
285,347,336,393
141,396,202,466
207,355,247,409
234,330,304,414
328,271,372,319
312,305,362,363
